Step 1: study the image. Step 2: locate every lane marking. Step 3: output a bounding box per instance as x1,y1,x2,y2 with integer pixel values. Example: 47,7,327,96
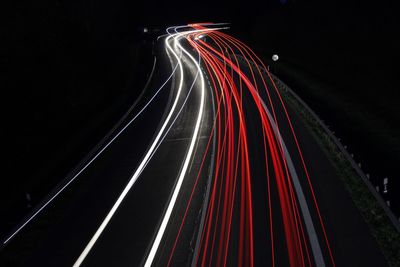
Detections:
73,32,186,267
2,54,178,246
259,97,326,267
144,27,208,267
73,26,224,266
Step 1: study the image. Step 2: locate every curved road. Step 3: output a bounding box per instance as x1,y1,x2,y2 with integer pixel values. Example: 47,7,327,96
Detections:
0,24,388,267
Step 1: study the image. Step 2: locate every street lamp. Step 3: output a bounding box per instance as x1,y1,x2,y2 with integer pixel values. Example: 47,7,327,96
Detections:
269,54,279,72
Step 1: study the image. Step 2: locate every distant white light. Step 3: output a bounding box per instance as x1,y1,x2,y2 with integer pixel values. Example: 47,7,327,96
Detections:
194,34,205,40
272,54,279,61
143,27,148,33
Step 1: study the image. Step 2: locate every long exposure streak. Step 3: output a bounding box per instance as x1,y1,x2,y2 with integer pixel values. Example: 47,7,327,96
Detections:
70,23,336,267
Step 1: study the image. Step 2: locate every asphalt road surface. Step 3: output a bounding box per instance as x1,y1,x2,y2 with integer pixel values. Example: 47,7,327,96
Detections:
0,24,388,267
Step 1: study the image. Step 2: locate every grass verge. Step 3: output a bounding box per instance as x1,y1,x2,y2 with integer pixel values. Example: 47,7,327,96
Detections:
275,78,400,267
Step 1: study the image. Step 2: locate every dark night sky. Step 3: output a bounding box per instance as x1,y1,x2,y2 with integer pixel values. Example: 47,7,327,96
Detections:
2,0,400,232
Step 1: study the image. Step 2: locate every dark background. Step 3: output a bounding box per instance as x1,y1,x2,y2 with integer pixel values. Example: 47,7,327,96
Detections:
2,0,399,238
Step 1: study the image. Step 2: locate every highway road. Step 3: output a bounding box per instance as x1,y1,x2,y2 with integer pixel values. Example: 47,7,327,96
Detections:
0,24,389,267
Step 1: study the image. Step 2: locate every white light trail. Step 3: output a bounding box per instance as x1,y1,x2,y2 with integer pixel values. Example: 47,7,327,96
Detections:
2,52,179,246
73,25,225,267
143,28,206,267
73,32,185,267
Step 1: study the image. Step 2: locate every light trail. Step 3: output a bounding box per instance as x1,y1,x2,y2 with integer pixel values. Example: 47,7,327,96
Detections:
73,26,225,267
161,23,336,267
143,28,206,267
73,32,186,267
208,32,325,266
144,26,227,267
7,23,339,267
1,48,180,247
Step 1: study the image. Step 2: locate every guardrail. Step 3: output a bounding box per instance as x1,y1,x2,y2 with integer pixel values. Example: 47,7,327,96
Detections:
271,73,400,233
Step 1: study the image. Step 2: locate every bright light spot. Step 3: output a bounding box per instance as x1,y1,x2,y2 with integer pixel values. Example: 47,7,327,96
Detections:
143,27,148,33
272,54,279,61
194,34,205,40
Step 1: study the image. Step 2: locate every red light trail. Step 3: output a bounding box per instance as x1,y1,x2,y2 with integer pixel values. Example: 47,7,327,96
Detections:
164,24,336,267
65,23,336,267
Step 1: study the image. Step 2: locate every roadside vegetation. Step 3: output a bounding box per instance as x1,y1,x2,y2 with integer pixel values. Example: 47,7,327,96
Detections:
276,78,400,267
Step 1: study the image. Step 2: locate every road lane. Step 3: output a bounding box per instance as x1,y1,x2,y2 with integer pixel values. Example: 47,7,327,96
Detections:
0,24,390,267
0,27,211,266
